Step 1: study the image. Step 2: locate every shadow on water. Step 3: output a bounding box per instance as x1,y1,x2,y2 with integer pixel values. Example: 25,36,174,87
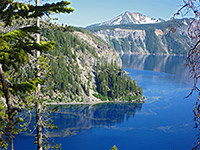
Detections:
121,54,198,149
48,102,143,137
16,54,198,149
121,54,191,84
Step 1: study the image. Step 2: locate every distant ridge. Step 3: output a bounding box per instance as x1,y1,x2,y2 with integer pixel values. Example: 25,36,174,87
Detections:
88,11,165,27
86,17,191,55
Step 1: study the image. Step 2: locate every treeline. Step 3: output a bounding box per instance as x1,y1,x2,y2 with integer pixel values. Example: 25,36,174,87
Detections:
10,27,143,103
94,61,143,101
41,28,89,101
110,35,145,53
40,27,143,102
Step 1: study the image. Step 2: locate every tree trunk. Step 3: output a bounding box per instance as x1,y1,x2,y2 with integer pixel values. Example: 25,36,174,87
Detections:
0,64,14,150
36,98,42,150
35,0,42,150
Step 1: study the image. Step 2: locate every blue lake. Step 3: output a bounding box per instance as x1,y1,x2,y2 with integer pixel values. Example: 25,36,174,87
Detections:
15,54,197,149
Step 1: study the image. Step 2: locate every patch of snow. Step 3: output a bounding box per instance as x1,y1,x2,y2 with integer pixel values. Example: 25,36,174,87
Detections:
132,13,140,22
183,20,188,26
126,12,134,23
113,16,122,25
92,11,164,27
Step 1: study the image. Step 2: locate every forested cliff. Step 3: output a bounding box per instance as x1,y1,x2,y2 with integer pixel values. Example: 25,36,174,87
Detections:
39,28,143,103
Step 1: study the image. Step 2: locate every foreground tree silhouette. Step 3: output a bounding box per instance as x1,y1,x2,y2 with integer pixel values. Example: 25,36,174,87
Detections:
0,0,73,149
171,0,200,149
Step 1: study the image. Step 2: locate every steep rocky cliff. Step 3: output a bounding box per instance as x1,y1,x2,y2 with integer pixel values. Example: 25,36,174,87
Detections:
41,28,143,103
87,18,192,55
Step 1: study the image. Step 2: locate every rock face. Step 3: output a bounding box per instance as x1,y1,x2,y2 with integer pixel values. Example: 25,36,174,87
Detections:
71,31,122,103
89,11,164,27
42,28,133,104
87,18,192,55
74,31,122,66
95,28,148,54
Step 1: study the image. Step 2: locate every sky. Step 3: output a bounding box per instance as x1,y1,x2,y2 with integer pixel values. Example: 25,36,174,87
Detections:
53,0,189,27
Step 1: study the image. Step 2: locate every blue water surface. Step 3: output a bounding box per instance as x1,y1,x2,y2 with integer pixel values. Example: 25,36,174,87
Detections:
15,55,197,150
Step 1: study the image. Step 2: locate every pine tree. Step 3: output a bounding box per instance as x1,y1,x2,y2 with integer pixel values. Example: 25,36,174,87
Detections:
0,0,73,149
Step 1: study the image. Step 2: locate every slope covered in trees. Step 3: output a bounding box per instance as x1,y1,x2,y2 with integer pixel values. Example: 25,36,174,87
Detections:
95,62,142,101
41,27,143,103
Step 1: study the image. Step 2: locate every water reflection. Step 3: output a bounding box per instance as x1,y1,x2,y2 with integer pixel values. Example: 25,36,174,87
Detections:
49,103,143,137
121,54,191,83
15,54,197,149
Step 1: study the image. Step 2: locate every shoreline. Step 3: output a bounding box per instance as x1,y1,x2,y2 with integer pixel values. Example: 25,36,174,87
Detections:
47,96,146,106
119,52,186,56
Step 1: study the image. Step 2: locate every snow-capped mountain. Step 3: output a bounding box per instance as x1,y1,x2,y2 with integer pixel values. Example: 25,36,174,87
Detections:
89,11,164,27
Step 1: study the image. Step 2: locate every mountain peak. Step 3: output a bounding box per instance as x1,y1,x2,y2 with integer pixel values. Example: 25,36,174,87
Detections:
89,11,164,27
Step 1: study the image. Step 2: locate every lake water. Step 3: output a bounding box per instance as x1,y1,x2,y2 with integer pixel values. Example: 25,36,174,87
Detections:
15,54,197,150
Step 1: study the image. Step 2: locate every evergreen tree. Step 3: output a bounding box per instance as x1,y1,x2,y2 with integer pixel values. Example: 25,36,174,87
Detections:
94,62,142,101
0,0,73,149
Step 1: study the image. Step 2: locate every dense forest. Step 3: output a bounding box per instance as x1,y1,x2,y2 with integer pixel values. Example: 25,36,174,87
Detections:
39,27,143,103
95,62,143,101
